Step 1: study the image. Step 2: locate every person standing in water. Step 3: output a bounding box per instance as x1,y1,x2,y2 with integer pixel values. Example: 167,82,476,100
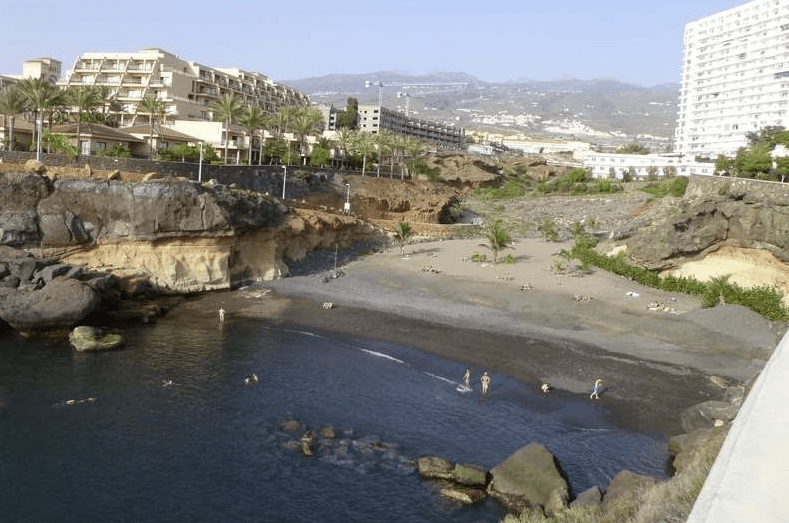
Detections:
481,372,491,396
218,306,226,323
463,369,471,388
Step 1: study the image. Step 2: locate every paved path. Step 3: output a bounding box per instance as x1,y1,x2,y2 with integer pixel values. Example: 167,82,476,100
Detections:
687,329,789,522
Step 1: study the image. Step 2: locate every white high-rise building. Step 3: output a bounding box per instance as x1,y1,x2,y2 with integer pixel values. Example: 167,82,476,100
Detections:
675,0,789,159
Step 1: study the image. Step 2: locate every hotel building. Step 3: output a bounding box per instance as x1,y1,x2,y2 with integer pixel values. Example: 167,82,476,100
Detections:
356,105,464,149
675,0,789,159
57,48,309,162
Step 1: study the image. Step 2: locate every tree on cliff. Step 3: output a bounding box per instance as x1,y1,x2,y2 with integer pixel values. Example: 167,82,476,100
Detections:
334,128,354,169
138,95,165,159
373,130,395,178
239,104,266,165
0,85,27,151
66,85,103,158
209,93,245,164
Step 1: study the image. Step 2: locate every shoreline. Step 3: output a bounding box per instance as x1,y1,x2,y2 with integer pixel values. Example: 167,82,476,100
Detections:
192,238,785,437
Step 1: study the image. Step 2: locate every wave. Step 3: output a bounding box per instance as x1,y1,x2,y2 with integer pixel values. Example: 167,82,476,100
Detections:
358,348,406,365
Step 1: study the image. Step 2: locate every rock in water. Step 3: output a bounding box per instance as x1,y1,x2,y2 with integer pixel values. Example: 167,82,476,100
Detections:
487,442,569,516
69,326,124,352
0,277,101,333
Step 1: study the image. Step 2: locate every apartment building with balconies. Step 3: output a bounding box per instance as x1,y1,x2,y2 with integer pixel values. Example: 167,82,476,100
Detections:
675,0,789,159
356,105,464,149
57,48,309,162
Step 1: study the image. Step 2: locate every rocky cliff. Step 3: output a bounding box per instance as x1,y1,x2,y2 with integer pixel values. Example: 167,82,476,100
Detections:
0,169,382,334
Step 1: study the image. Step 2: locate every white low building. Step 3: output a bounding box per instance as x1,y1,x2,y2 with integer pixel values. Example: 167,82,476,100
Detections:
583,152,717,178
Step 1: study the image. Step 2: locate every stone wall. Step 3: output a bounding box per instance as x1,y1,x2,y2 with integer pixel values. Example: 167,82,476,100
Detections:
0,150,339,200
686,174,789,205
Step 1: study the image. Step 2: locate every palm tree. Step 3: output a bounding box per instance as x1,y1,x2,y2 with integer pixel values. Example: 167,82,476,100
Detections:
239,105,266,165
708,274,733,306
268,107,294,164
351,131,377,177
209,93,245,164
479,219,513,263
395,221,414,257
138,95,165,159
290,106,325,165
67,85,102,158
373,130,394,178
335,127,354,169
18,77,62,154
0,86,27,151
403,137,425,180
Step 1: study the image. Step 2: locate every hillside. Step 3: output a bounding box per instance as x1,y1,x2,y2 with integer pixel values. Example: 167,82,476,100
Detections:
283,72,679,149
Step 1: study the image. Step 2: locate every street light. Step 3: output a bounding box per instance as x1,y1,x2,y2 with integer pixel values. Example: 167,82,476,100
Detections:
343,182,351,215
198,142,203,182
281,165,287,200
35,118,42,161
365,80,384,108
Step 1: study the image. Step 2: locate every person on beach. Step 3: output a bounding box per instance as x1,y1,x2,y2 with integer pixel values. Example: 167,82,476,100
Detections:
481,372,491,395
463,369,471,388
590,379,603,399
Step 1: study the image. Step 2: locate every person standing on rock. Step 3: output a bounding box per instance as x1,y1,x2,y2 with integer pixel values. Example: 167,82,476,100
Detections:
481,372,491,396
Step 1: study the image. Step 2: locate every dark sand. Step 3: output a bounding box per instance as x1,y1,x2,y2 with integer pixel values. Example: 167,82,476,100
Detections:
190,238,785,437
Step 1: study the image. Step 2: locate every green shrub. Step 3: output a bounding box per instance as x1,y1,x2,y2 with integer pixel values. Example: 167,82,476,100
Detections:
470,251,487,262
501,253,516,264
538,217,559,242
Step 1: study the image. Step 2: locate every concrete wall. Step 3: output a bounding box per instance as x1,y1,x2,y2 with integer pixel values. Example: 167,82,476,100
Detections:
686,174,789,206
0,150,339,200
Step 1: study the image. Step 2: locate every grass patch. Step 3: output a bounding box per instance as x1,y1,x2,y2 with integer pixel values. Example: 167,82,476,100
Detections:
639,176,689,198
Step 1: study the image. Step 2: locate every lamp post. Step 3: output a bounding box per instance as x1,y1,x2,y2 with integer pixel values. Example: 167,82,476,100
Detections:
198,142,203,182
281,165,287,200
365,80,384,108
343,182,351,215
35,118,42,161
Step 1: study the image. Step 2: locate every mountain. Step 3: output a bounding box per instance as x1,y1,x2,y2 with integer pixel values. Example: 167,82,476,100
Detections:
282,72,680,148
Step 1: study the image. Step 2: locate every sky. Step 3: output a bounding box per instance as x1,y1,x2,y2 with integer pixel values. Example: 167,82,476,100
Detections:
2,0,750,87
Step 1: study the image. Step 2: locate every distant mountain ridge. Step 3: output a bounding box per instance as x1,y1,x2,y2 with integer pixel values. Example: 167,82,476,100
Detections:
282,72,680,148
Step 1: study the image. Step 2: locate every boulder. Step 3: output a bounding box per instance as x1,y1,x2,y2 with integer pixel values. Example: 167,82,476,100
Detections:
570,485,602,509
440,485,487,504
0,276,101,333
602,470,657,509
681,400,741,432
453,462,489,488
69,325,123,352
487,443,569,516
33,263,72,284
107,169,121,180
417,456,455,480
24,159,46,174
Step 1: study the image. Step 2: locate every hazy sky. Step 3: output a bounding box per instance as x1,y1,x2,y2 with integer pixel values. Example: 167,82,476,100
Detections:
3,0,748,87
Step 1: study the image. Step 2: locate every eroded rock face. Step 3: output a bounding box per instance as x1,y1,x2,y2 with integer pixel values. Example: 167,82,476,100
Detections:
487,442,569,515
625,194,789,269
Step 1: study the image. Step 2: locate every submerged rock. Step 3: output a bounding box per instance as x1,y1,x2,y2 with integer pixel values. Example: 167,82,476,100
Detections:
69,325,123,352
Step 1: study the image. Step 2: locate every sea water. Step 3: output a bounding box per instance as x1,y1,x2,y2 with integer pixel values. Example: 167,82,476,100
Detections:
0,313,669,522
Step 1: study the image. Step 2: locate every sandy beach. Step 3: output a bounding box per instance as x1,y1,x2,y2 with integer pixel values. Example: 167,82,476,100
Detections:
193,237,786,436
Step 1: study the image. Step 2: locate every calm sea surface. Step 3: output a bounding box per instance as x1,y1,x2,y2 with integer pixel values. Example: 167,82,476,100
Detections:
0,312,669,522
